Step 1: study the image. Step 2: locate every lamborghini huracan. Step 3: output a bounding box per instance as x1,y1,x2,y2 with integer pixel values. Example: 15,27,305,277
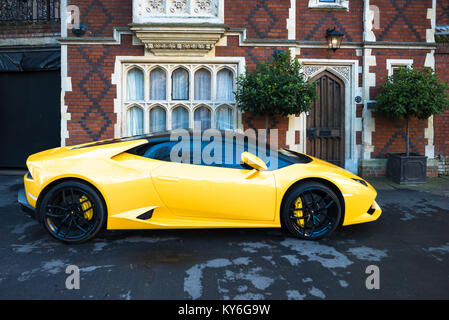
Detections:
18,130,381,243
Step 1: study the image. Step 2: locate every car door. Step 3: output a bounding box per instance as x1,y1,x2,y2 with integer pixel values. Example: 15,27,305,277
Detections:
150,138,277,221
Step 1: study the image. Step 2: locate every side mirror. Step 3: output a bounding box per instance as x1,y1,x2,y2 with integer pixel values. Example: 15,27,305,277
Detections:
241,152,267,172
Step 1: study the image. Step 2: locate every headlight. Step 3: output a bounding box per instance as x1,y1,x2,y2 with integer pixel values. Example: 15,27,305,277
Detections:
352,178,368,187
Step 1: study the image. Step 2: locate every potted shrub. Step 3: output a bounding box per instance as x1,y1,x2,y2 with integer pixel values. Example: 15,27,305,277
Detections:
235,50,316,135
375,67,449,184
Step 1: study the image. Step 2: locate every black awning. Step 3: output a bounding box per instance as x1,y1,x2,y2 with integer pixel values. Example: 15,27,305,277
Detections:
0,50,60,72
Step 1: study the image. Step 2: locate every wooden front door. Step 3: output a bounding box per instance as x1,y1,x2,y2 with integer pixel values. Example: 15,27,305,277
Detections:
306,71,345,167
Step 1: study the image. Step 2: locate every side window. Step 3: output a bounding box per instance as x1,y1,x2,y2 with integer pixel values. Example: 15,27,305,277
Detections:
191,138,252,170
142,139,190,163
139,136,294,170
198,139,244,169
144,136,244,168
217,138,293,171
220,140,248,169
141,136,244,168
143,141,176,162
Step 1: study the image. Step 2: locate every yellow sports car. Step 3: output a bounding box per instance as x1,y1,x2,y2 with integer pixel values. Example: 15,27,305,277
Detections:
18,130,381,243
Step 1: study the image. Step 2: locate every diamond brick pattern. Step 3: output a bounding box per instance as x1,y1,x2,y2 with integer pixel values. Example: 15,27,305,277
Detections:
68,0,132,37
372,0,429,42
247,0,278,38
65,35,144,145
372,117,427,158
437,0,449,25
376,0,423,42
82,0,114,37
74,45,113,141
304,11,353,42
296,0,363,42
224,0,289,39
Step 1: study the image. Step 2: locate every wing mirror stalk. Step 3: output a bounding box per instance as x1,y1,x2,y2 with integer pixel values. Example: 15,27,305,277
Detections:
241,152,267,179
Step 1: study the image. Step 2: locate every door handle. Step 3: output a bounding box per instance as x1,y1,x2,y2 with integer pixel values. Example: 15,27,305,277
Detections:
157,176,179,182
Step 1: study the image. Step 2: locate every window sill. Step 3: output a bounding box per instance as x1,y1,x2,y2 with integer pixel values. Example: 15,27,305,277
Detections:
308,1,349,11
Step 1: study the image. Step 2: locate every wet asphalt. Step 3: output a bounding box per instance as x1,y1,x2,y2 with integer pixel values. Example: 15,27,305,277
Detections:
0,175,448,300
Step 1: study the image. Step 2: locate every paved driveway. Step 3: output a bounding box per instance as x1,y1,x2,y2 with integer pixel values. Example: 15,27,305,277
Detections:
0,175,448,299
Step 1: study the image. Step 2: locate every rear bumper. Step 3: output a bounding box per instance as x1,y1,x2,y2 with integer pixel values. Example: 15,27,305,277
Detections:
18,188,35,217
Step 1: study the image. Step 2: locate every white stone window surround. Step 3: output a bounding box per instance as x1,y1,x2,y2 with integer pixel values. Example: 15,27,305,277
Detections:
119,57,245,136
133,0,224,24
308,0,349,10
386,59,414,77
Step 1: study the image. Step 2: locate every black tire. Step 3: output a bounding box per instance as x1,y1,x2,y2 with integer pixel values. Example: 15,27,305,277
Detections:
38,181,106,244
281,181,341,240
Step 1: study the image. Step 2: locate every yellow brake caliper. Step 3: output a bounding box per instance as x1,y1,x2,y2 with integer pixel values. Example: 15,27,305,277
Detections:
79,195,93,220
293,196,305,228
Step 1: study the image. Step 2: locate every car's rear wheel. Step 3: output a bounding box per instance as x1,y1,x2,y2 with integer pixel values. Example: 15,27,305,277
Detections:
281,182,341,240
38,181,105,243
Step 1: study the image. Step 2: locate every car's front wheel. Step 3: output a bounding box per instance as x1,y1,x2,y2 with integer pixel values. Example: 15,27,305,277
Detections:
281,181,341,240
38,181,106,243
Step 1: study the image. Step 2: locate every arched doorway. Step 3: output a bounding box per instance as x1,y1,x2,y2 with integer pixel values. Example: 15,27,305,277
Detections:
307,71,345,167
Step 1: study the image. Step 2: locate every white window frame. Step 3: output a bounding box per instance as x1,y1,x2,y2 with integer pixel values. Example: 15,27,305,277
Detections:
386,59,413,77
120,57,245,136
308,0,349,10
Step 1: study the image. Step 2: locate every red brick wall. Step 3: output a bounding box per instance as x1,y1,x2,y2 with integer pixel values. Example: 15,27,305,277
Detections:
68,0,290,40
300,47,360,60
371,0,431,42
67,0,132,38
372,116,428,157
437,0,449,25
434,2,449,157
64,0,437,43
296,0,364,42
216,35,289,69
435,43,449,157
225,0,289,39
65,35,144,145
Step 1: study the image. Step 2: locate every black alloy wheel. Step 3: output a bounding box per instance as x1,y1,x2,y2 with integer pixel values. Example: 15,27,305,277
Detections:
38,181,105,243
282,182,341,240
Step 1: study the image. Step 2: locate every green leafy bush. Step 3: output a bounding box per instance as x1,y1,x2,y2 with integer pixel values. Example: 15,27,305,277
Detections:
235,50,316,129
375,67,449,156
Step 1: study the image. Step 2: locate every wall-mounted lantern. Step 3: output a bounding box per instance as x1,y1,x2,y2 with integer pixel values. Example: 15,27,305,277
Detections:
326,27,344,52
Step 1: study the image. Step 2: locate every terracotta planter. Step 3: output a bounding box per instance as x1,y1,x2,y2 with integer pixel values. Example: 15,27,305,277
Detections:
386,153,427,185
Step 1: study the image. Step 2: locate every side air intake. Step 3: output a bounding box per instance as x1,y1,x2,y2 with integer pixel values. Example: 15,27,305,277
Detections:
137,209,154,220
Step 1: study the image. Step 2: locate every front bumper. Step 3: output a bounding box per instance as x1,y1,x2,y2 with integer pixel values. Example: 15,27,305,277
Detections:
18,188,35,216
367,200,382,219
343,200,382,226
